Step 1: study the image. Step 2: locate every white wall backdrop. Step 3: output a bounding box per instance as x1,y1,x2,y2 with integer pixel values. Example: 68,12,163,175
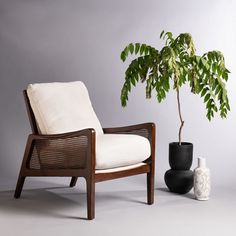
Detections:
0,0,235,185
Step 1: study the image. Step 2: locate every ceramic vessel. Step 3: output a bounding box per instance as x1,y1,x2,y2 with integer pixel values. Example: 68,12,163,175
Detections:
169,142,193,170
165,169,193,194
165,142,193,194
194,157,210,200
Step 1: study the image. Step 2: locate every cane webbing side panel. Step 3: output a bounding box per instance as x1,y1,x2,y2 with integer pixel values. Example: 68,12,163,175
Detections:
28,135,88,170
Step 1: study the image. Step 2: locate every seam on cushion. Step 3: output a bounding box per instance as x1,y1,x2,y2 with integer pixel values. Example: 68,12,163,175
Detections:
27,88,49,134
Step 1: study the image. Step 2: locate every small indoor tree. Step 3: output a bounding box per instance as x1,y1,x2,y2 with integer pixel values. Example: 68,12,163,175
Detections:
120,31,230,145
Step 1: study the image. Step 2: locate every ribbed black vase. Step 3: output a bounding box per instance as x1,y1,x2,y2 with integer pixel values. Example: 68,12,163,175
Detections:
165,142,194,194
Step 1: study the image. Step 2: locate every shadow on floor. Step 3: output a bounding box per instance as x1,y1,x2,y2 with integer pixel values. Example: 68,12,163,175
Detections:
156,187,195,199
0,180,151,220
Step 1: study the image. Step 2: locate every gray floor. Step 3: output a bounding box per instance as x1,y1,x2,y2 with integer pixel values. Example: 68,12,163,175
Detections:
0,176,235,236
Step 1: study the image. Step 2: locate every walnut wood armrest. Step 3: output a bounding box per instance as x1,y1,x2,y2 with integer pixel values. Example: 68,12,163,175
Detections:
29,128,95,140
23,128,96,171
103,122,155,141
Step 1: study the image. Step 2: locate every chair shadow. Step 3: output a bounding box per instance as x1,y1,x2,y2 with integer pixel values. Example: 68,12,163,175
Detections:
0,187,89,220
0,180,151,220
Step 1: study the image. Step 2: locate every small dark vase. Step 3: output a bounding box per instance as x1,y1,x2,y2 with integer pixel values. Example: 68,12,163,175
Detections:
165,142,194,194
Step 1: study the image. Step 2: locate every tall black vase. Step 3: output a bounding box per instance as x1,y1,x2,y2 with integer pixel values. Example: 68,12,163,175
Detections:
164,142,194,194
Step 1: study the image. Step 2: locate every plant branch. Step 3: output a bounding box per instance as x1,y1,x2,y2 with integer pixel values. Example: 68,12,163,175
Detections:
176,87,184,145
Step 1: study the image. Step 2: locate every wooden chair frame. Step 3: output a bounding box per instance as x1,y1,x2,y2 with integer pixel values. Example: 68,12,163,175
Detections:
14,90,156,220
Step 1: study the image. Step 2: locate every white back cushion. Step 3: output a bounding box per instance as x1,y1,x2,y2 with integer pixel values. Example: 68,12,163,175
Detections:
27,81,103,135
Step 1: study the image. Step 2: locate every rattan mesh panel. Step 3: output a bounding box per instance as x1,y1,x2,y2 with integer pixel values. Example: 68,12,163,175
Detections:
29,136,88,170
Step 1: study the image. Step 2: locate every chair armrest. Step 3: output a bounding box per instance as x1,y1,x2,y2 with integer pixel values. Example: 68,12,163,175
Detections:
29,128,95,140
103,122,155,142
25,128,96,170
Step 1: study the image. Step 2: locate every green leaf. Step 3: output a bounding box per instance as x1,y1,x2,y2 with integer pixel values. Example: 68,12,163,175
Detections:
201,58,210,70
222,71,228,81
129,43,134,54
163,78,170,92
131,76,136,86
196,56,201,64
124,46,129,56
206,99,213,109
159,89,166,100
120,51,126,62
127,80,131,92
145,46,150,55
204,93,210,103
226,102,230,111
135,43,140,54
212,63,217,73
207,53,212,62
165,32,173,40
201,88,208,97
160,30,165,39
213,105,218,112
157,94,162,103
207,112,211,121
140,44,146,55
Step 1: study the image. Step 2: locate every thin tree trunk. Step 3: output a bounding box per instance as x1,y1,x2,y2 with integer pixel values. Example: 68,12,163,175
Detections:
176,88,184,145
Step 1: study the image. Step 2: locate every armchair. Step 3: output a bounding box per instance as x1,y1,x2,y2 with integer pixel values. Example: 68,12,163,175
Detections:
14,81,156,220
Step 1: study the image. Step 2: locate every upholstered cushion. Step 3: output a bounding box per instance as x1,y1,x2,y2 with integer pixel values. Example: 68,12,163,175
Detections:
96,134,150,169
27,81,103,135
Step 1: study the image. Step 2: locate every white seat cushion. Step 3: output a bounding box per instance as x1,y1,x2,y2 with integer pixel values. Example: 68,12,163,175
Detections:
27,81,103,135
96,134,150,169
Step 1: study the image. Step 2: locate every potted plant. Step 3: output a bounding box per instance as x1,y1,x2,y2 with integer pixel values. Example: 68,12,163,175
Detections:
120,31,230,193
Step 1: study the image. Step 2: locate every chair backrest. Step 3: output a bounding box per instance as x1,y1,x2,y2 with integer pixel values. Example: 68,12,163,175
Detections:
25,81,103,135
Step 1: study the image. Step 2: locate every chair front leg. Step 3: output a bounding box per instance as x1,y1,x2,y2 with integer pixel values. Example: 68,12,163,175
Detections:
86,177,95,220
147,170,154,204
147,123,155,205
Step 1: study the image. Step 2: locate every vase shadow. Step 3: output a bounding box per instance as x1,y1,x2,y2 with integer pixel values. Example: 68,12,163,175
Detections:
156,187,195,199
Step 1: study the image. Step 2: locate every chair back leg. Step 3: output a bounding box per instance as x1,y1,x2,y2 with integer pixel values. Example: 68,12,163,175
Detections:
147,170,154,205
70,177,78,187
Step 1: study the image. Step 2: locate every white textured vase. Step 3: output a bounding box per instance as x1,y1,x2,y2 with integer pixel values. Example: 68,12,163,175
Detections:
194,157,210,201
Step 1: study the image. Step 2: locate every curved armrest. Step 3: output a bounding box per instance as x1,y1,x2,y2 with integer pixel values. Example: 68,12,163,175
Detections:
29,128,95,141
24,128,96,170
103,122,155,141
